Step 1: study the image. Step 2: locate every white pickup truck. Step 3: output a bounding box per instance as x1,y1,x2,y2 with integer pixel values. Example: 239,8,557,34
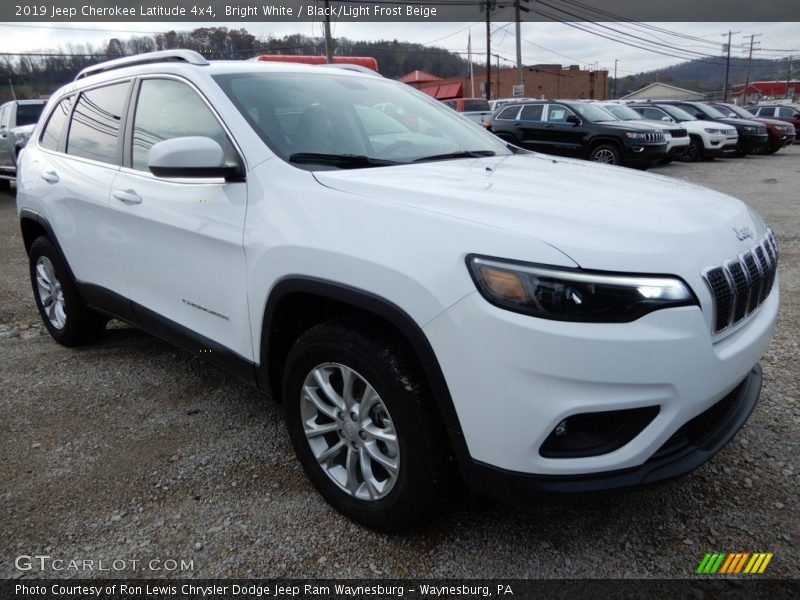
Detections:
0,99,47,191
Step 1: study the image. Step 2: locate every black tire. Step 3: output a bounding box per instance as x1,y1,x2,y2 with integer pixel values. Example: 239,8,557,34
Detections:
588,143,621,165
0,178,10,192
679,137,703,162
283,319,457,532
28,237,107,346
764,144,780,155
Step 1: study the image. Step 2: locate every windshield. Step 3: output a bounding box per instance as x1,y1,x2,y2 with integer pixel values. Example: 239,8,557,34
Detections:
697,104,727,119
602,104,643,120
571,103,617,122
15,103,45,127
213,71,510,168
659,105,696,121
717,104,753,119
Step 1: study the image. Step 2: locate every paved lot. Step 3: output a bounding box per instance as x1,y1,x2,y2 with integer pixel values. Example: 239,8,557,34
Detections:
1,148,798,579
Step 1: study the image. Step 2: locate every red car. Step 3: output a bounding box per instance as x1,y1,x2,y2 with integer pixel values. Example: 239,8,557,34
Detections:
745,104,800,141
711,103,796,153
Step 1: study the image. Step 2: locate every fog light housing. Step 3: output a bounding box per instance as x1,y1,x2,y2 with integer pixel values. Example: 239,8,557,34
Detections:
540,406,660,458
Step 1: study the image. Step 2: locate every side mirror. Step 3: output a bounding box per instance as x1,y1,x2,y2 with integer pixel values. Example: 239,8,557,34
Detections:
566,115,581,125
148,136,243,181
661,116,674,122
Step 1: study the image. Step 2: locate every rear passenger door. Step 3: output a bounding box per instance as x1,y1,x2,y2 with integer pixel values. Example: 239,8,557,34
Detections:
110,76,251,360
33,83,132,298
516,104,549,149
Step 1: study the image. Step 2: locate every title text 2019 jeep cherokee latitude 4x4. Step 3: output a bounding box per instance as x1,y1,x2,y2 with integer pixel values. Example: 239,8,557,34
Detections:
17,51,779,531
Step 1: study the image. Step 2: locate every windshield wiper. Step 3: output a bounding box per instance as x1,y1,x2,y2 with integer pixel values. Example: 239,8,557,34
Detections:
412,150,497,163
288,153,401,168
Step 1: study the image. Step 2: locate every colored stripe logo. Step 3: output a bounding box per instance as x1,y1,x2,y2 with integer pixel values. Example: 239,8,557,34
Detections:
696,552,773,574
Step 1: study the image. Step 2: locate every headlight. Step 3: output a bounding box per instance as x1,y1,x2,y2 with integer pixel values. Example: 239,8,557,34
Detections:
704,128,722,134
467,256,697,323
624,131,649,140
744,125,758,132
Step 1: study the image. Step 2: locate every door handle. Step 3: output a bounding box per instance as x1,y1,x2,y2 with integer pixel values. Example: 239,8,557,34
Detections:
40,170,59,184
113,189,143,205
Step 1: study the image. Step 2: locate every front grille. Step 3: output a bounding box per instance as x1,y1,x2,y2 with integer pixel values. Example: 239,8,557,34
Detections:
644,131,664,143
671,128,688,138
702,229,778,333
725,128,738,136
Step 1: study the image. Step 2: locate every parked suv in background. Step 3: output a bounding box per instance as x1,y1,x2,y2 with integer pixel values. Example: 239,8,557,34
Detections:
596,101,689,162
627,102,738,162
442,97,492,126
0,99,47,191
657,101,768,156
17,51,779,531
745,104,800,139
709,102,796,154
486,99,667,167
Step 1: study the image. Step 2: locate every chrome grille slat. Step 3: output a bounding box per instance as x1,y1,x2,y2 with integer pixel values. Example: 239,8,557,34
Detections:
702,229,778,333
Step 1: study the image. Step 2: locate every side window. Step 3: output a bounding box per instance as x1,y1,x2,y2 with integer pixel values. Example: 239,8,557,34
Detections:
67,82,130,164
758,107,775,117
0,105,8,128
40,96,74,152
546,105,573,123
132,78,236,172
777,107,796,118
520,104,544,121
496,105,521,120
641,108,665,120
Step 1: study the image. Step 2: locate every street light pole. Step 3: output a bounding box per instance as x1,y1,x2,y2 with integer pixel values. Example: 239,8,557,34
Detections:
613,59,618,99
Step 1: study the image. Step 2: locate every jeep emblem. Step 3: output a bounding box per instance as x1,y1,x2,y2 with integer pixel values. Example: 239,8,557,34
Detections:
733,226,754,241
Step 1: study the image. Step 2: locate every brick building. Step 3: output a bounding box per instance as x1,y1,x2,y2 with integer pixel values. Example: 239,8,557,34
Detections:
406,65,608,101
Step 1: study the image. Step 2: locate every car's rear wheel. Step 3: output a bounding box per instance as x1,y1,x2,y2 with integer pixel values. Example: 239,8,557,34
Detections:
283,319,456,532
29,237,107,346
588,143,621,165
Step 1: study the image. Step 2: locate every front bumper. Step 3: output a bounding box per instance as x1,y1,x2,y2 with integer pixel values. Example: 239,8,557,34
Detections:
458,365,761,500
424,285,777,481
621,142,667,164
739,133,769,153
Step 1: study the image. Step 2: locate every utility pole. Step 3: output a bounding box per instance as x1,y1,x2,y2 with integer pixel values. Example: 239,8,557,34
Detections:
742,34,761,104
722,30,739,102
323,0,333,63
514,1,530,86
485,1,493,100
787,55,794,99
613,59,618,99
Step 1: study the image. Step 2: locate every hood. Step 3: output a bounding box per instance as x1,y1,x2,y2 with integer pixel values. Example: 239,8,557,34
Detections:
716,117,766,129
313,153,766,275
752,116,795,130
591,120,658,132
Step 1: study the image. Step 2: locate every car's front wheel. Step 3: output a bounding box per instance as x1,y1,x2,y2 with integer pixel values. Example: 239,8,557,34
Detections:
283,319,456,532
680,137,703,162
28,237,107,346
588,143,621,165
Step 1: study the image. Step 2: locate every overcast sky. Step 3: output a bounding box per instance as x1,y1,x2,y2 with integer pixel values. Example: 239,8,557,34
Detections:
0,21,798,76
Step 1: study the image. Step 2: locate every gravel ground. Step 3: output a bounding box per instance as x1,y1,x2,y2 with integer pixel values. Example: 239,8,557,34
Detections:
1,148,798,580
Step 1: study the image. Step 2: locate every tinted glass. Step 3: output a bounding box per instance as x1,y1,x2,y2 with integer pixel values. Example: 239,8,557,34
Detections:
638,107,667,120
757,107,776,117
67,82,129,164
132,79,235,172
40,96,73,151
572,103,616,122
463,100,490,111
16,103,45,127
603,105,643,120
777,107,797,117
497,105,521,120
520,104,544,121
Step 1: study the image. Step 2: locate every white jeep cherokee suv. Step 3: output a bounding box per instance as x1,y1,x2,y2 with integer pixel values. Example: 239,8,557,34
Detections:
17,51,779,531
627,102,739,162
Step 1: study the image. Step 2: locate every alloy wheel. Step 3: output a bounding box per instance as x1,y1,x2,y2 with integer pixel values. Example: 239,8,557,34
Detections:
300,362,400,501
35,256,66,329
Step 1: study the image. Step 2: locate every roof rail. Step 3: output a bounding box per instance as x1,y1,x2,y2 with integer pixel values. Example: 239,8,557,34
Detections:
75,50,209,81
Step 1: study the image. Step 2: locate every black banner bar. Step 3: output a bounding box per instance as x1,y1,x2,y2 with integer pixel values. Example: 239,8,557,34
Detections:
3,0,800,22
3,579,800,600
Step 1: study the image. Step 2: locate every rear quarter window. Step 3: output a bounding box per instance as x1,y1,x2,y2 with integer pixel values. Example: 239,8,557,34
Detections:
40,96,74,152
